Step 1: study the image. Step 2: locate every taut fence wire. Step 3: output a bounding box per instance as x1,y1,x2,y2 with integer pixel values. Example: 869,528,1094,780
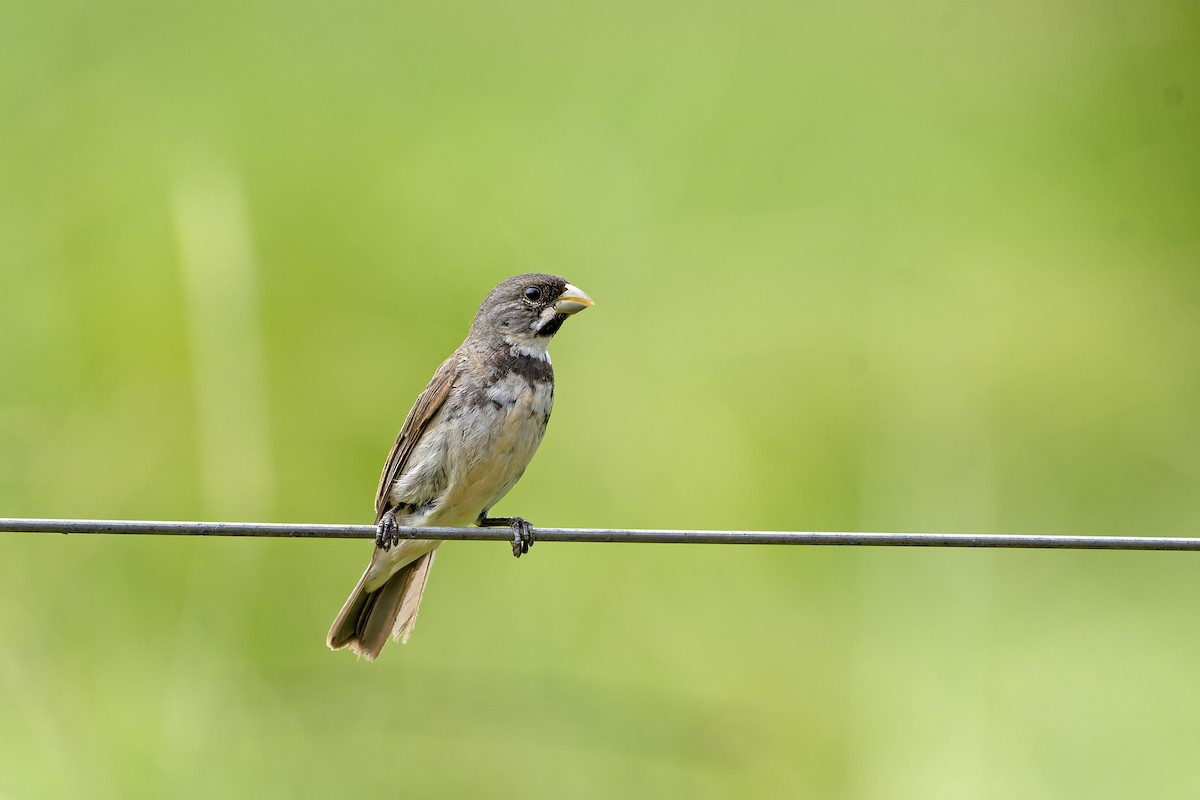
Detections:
1,518,1198,551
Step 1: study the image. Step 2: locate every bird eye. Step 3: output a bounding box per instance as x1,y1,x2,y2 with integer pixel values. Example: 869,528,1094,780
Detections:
523,286,543,302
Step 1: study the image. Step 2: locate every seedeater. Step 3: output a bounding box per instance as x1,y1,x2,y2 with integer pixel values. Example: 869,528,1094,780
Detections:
327,274,594,659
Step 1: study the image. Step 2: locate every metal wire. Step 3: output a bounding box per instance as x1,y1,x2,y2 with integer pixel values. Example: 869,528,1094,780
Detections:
0,518,1198,550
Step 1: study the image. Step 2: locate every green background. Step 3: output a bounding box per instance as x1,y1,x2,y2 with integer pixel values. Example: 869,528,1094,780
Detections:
2,1,1199,797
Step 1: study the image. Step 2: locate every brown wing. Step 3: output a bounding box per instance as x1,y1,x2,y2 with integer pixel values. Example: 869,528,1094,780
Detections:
373,354,460,522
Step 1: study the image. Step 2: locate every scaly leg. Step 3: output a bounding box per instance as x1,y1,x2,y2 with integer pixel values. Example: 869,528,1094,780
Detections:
376,507,400,550
478,514,535,558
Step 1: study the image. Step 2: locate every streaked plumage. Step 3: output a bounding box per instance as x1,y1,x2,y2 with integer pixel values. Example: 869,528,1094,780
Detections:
327,274,593,660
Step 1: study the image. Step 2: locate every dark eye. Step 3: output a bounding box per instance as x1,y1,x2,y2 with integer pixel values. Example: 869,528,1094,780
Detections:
523,286,543,302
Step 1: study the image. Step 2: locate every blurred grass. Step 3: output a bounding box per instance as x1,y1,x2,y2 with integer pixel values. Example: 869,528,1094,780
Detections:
2,0,1199,797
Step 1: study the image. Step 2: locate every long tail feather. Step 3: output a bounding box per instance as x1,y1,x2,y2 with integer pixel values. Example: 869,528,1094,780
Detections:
327,549,437,660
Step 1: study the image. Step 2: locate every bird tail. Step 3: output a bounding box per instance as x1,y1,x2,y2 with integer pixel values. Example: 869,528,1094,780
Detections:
326,549,437,660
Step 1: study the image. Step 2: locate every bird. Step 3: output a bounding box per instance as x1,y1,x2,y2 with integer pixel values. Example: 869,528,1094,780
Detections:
327,273,594,659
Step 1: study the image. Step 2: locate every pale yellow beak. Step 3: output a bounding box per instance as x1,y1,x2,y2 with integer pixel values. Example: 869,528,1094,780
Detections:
555,283,595,315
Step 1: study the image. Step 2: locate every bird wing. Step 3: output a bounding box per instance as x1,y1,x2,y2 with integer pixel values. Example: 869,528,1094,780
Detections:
373,354,460,523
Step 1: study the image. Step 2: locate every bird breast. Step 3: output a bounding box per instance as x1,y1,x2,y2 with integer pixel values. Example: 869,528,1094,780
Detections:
443,372,554,521
390,369,554,528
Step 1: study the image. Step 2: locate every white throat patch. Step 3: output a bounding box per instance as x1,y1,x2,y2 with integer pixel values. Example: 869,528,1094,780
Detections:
505,336,551,363
531,305,557,332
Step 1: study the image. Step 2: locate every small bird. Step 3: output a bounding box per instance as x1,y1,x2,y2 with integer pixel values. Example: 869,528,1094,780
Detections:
327,274,594,659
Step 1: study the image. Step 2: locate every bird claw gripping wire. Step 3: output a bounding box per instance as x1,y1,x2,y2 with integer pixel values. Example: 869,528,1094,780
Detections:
509,517,535,558
477,515,536,558
376,509,400,551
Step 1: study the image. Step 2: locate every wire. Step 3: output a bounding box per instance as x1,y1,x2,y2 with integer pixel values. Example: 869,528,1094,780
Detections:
0,518,1197,550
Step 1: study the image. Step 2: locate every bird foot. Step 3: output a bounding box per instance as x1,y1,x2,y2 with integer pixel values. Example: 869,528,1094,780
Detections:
509,517,535,558
376,509,400,550
478,515,536,558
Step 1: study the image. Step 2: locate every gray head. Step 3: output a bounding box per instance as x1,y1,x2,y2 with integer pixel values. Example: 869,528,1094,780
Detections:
469,273,594,344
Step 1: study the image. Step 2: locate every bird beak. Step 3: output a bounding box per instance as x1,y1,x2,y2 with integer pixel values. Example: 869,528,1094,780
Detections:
555,284,595,315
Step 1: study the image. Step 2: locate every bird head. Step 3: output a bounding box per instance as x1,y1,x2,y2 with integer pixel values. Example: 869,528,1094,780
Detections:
469,273,594,345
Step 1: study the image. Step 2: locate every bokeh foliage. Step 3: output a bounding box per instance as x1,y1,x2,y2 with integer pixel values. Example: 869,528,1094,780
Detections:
2,0,1198,797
